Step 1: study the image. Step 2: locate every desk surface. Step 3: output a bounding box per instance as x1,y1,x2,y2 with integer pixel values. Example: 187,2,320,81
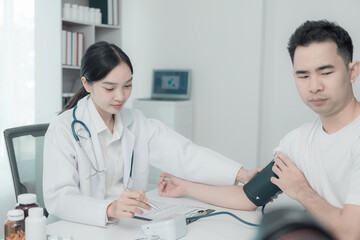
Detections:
47,189,262,240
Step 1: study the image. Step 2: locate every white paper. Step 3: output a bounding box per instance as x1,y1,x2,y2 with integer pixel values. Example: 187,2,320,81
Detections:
136,199,206,221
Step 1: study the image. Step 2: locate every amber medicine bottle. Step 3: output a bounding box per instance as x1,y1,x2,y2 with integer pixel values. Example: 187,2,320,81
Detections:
15,194,39,219
4,209,25,240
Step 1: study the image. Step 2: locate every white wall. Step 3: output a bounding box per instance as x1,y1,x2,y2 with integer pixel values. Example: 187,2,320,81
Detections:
120,0,360,169
121,0,264,169
259,0,360,165
35,0,62,123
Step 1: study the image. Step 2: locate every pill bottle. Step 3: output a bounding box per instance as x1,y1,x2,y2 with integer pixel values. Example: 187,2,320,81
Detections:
63,3,71,19
16,193,39,219
95,8,102,25
71,4,79,21
4,209,25,240
25,207,46,240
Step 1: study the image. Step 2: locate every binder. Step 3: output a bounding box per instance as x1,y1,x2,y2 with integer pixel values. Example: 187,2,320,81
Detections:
67,31,72,66
113,0,118,26
72,32,78,66
78,33,84,66
108,0,113,25
61,30,66,65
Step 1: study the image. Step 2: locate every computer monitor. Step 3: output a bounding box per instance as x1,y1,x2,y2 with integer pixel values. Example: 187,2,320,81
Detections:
151,69,191,100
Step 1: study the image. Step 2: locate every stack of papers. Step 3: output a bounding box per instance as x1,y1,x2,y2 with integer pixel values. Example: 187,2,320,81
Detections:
135,200,206,221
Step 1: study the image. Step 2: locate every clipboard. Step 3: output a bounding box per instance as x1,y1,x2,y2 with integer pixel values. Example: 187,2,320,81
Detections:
133,199,215,224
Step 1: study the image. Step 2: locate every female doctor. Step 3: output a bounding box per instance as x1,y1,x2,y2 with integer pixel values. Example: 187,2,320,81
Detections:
43,41,259,227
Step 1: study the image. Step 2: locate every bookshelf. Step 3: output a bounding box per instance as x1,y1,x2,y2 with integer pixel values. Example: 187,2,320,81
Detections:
61,0,121,107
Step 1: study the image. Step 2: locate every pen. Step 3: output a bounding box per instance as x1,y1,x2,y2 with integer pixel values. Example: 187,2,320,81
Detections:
124,187,159,211
147,202,160,211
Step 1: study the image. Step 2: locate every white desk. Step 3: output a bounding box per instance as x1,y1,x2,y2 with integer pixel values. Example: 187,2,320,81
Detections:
47,189,262,239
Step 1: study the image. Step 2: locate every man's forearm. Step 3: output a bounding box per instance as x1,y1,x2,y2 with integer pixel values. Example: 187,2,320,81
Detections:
272,152,360,239
183,182,256,211
297,188,359,239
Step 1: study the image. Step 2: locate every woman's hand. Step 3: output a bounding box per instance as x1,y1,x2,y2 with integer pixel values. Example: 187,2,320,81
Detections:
157,173,189,198
106,190,152,219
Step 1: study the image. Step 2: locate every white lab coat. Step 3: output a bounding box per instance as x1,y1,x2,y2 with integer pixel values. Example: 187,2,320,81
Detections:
43,96,242,227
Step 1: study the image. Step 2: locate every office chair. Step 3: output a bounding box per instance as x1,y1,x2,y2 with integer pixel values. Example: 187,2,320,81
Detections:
4,123,49,216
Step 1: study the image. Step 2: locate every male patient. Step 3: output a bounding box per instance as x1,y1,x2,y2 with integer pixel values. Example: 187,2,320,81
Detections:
159,20,360,239
270,20,360,239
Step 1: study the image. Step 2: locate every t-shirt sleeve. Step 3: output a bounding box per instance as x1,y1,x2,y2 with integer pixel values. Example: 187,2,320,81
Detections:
273,128,300,157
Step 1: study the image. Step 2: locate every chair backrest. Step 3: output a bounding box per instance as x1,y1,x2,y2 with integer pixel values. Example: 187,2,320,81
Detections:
4,123,49,215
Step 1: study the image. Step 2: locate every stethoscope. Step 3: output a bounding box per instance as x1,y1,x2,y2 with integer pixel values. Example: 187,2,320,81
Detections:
71,105,134,187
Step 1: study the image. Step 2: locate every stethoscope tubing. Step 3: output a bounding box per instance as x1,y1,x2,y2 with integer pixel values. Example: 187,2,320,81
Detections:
71,105,134,184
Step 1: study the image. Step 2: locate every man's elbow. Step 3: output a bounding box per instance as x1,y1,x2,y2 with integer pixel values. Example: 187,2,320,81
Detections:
248,206,258,211
246,202,258,211
235,199,257,211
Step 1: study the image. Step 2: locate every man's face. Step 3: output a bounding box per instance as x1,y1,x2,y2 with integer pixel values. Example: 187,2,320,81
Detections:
293,41,354,118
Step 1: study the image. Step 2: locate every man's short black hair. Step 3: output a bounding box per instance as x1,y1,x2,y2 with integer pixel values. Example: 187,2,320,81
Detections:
287,20,353,65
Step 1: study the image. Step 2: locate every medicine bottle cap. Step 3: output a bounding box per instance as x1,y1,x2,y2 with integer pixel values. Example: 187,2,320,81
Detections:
18,193,37,205
7,209,24,221
28,207,44,218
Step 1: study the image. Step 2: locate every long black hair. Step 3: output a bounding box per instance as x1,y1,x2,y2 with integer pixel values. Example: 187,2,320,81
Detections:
62,41,133,112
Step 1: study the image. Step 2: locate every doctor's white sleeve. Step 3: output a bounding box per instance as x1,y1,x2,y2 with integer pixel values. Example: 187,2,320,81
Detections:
145,118,243,186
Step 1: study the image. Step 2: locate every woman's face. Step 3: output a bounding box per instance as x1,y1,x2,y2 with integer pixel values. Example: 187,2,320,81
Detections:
82,62,133,120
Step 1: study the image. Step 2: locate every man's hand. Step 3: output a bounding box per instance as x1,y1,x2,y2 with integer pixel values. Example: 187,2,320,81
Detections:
236,167,263,184
270,152,360,239
270,151,312,201
157,173,188,197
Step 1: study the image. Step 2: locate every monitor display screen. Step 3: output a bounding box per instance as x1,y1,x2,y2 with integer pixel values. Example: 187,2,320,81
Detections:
152,70,191,100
